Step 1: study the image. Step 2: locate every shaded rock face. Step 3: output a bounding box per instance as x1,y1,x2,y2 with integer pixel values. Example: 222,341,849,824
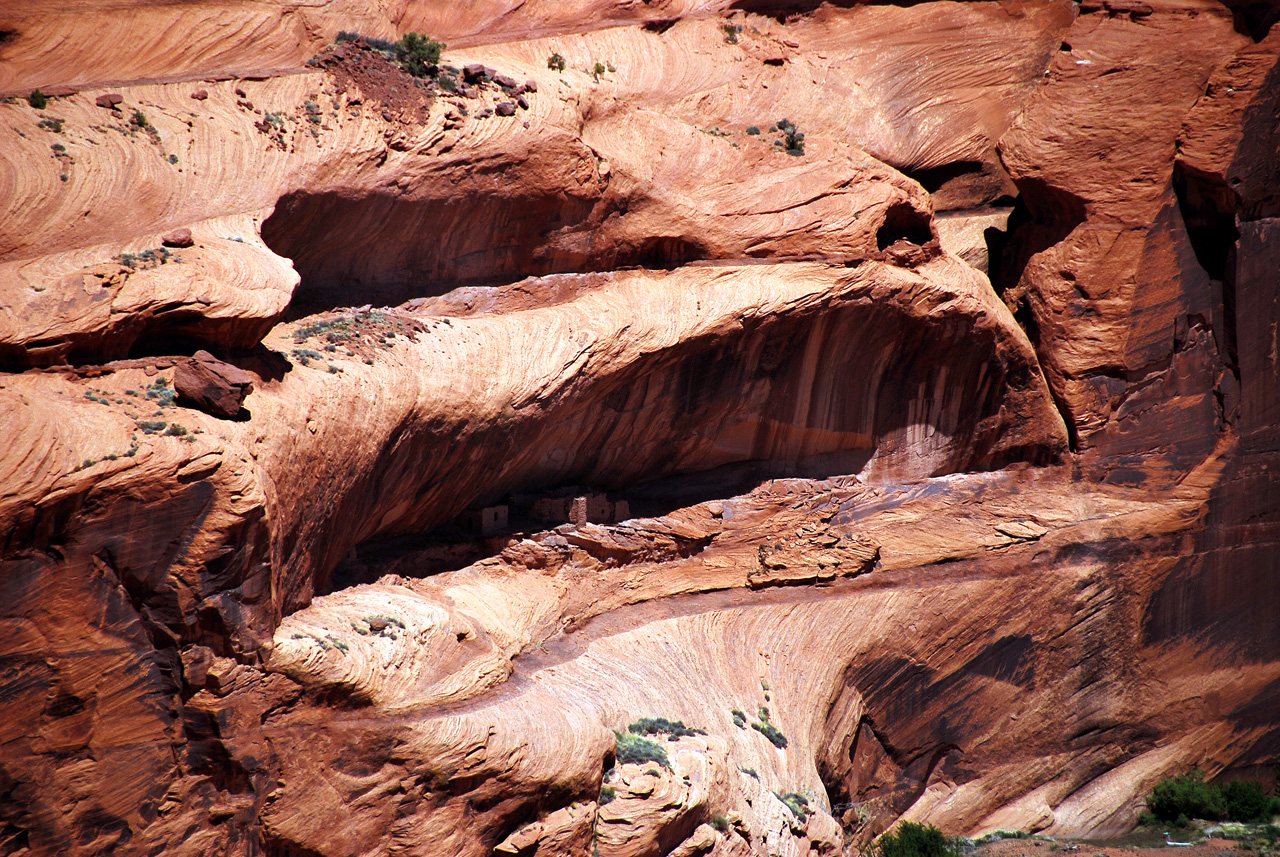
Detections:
0,2,1276,857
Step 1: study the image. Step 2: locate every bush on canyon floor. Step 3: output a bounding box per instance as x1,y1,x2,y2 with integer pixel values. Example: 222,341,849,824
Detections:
876,822,958,857
1148,772,1278,823
547,53,566,72
395,32,445,77
27,89,47,109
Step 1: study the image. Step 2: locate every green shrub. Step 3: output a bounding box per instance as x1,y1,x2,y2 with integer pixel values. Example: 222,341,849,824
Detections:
877,822,957,857
27,89,47,109
614,731,671,770
775,118,805,156
745,125,761,135
1148,772,1226,822
628,717,706,741
395,32,444,77
752,721,788,748
750,705,788,748
547,53,566,72
776,792,810,821
711,813,730,832
1223,780,1272,822
591,61,606,81
599,785,616,805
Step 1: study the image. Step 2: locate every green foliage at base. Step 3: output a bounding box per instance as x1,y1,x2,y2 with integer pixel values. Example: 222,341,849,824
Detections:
876,822,958,857
1148,771,1278,823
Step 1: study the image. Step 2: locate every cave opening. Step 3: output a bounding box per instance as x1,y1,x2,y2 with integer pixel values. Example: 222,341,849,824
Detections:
316,297,1022,596
261,188,723,319
875,203,934,250
261,187,601,319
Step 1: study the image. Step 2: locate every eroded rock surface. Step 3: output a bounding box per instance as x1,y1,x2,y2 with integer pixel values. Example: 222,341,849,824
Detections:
0,1,1276,856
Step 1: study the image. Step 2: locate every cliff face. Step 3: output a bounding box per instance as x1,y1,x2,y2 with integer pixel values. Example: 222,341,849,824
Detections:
0,1,1276,855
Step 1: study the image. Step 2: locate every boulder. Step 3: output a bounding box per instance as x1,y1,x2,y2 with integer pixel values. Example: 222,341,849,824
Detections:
174,350,254,417
161,227,194,248
94,93,123,109
495,101,517,116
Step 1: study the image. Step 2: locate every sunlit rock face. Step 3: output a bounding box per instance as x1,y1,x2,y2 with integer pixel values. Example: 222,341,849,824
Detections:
0,0,1276,855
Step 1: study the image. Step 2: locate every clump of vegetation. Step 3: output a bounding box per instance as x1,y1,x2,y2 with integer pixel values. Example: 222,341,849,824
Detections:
711,813,731,832
1147,771,1279,823
291,310,417,365
599,785,616,805
167,153,178,164
775,792,810,822
1212,822,1280,854
769,118,805,156
731,708,747,728
336,31,397,53
974,830,1031,844
745,125,761,135
591,61,607,81
130,110,154,133
547,53,566,72
38,117,63,133
751,705,788,748
628,717,707,741
28,89,48,109
722,23,744,43
291,348,323,367
352,614,405,639
739,766,759,780
290,631,349,654
875,822,959,857
614,731,671,770
136,420,167,434
395,32,446,77
143,377,177,408
116,245,177,270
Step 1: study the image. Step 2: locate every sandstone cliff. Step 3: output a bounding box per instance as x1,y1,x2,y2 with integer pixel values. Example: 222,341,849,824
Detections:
0,1,1276,855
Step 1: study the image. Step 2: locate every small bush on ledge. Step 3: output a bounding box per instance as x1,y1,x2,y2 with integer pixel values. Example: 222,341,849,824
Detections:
395,32,445,77
614,731,671,770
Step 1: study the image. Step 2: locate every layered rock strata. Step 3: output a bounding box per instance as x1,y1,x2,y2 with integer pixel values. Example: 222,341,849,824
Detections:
0,1,1277,856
